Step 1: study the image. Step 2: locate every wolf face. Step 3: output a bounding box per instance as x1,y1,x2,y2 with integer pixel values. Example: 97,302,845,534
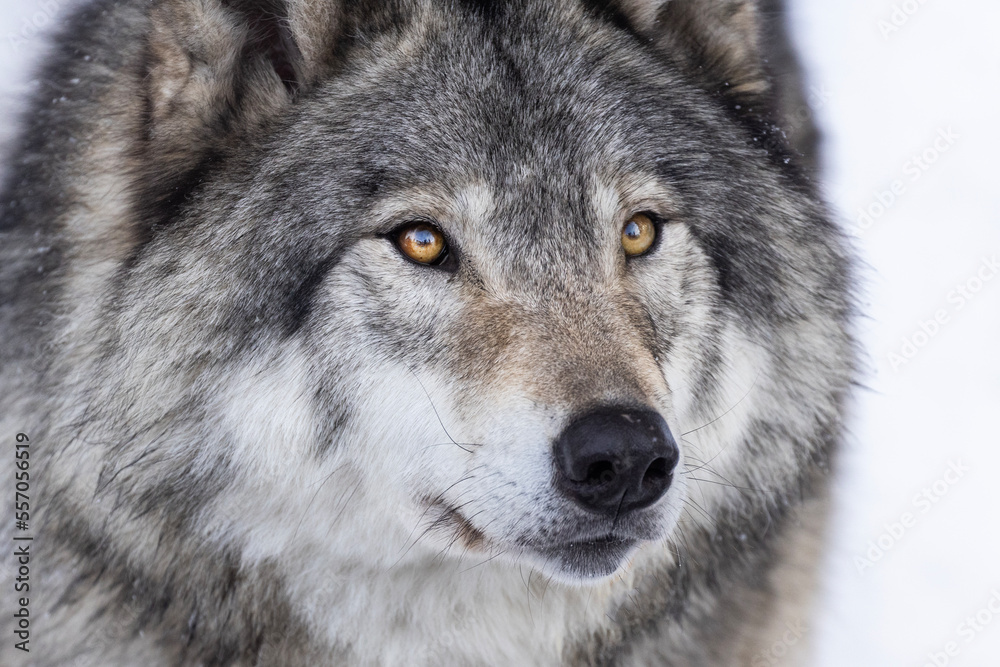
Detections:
114,0,771,582
0,0,854,664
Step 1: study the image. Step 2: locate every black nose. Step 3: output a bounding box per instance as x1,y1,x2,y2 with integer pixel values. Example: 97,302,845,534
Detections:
554,408,679,516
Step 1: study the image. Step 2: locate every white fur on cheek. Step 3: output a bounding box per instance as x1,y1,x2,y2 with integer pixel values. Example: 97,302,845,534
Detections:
216,343,318,479
205,357,644,665
667,321,771,520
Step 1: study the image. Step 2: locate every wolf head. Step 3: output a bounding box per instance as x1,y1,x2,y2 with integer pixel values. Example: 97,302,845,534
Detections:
30,0,852,640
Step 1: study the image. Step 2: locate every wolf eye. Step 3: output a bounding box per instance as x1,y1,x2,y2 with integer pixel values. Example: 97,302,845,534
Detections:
621,213,656,257
396,222,447,265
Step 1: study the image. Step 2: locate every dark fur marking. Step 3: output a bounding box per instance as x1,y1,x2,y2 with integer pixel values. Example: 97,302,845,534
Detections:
351,160,388,198
455,0,509,21
579,0,642,35
225,0,303,93
685,222,781,327
0,0,119,379
122,150,222,275
285,255,341,335
314,401,351,458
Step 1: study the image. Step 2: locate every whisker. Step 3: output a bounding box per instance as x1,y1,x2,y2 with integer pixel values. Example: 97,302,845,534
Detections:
679,440,733,474
680,371,761,437
323,479,364,540
683,475,758,498
680,452,755,498
290,463,349,543
423,441,484,453
458,548,507,573
389,467,487,566
681,497,717,527
406,366,475,454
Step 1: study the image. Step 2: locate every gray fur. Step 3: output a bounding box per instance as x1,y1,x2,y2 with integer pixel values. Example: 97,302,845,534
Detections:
0,0,854,665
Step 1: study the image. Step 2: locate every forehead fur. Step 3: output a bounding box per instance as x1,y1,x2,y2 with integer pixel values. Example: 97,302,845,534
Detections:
270,0,739,273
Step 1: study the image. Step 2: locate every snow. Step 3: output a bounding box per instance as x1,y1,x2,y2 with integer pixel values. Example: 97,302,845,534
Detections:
788,1,1000,664
1,1,998,664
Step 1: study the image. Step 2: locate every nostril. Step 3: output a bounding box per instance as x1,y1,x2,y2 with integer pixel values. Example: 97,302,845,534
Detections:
642,457,671,488
585,460,616,486
553,407,678,515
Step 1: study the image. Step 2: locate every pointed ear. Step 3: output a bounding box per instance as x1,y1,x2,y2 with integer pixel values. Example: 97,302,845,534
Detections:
655,0,766,99
144,0,341,145
138,0,340,222
608,0,671,31
608,0,767,102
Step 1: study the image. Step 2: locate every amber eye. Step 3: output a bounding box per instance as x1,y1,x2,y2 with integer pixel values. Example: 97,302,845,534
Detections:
621,213,656,257
397,222,447,265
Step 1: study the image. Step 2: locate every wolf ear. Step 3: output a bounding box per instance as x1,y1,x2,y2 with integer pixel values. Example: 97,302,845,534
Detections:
144,0,341,140
138,0,340,225
609,0,767,101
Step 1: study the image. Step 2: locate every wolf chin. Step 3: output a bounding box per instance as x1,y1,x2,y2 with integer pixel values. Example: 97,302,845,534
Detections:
0,0,854,665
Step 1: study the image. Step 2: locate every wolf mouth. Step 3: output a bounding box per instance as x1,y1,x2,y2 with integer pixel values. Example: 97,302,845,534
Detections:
530,535,639,579
426,499,640,578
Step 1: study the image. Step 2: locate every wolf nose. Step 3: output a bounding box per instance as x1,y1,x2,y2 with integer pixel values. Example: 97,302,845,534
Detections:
554,408,679,516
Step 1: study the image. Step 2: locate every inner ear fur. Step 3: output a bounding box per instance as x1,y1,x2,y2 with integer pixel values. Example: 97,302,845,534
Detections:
135,0,340,229
655,0,766,100
609,0,768,102
143,0,340,154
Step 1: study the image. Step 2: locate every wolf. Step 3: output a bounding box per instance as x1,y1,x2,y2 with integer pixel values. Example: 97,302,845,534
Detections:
0,0,855,664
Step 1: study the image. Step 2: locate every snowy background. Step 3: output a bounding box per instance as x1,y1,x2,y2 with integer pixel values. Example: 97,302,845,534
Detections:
1,1,998,664
790,1,1000,665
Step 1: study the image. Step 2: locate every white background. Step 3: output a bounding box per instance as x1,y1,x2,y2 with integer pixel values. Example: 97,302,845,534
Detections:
789,2,1000,665
1,1,998,665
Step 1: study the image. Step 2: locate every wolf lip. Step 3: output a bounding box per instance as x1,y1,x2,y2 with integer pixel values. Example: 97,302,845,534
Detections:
532,534,638,579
